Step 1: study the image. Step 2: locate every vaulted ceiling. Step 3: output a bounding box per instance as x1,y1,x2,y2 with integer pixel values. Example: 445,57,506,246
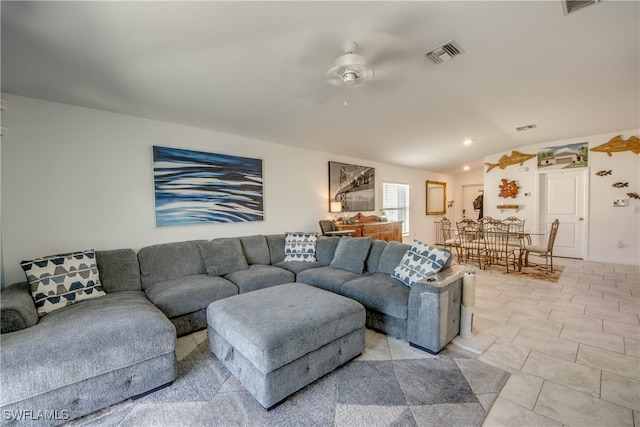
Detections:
2,1,638,174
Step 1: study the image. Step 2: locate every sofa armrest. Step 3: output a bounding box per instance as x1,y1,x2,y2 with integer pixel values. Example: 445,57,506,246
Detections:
1,281,39,333
406,265,469,353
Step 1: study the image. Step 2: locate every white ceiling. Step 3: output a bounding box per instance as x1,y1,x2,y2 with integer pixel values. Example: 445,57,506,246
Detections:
2,1,639,174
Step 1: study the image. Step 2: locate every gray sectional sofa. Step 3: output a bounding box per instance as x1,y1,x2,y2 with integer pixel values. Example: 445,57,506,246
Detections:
0,234,466,425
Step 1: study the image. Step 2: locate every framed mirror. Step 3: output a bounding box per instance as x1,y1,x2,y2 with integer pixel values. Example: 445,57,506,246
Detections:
426,180,447,215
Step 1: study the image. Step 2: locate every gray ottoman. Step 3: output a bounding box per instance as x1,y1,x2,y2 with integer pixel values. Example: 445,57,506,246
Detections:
206,282,366,409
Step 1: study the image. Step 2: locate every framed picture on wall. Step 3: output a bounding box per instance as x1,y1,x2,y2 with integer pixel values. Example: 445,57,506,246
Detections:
328,161,375,212
153,146,263,227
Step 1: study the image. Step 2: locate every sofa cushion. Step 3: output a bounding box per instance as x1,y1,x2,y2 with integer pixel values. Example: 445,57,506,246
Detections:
329,237,373,274
265,234,286,264
392,240,452,287
144,274,238,318
316,236,341,265
296,266,361,294
273,261,324,275
342,274,410,319
21,250,106,317
138,240,207,290
366,240,388,273
284,232,318,262
96,248,142,293
0,282,39,334
239,235,271,265
224,265,295,294
199,239,249,276
0,291,176,407
377,241,411,275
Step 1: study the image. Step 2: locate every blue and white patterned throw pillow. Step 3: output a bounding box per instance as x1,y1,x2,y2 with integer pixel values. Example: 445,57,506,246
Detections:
21,250,106,317
284,232,318,262
392,240,451,287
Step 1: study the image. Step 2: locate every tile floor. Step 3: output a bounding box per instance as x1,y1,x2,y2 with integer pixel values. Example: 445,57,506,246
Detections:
473,257,639,427
176,256,639,427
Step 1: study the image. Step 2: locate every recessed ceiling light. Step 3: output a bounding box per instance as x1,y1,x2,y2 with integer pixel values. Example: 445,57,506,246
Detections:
463,139,473,146
463,165,470,171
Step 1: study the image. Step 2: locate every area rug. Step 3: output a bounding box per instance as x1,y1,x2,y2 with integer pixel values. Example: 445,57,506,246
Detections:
506,264,564,283
67,340,509,427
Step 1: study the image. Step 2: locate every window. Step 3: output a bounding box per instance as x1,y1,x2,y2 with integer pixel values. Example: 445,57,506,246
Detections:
383,182,410,235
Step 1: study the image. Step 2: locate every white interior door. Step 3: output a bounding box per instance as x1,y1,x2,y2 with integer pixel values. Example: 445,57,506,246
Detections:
539,169,587,258
462,184,483,220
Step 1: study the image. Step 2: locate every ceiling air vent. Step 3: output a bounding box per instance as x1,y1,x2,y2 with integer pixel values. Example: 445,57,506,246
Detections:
424,41,464,64
562,0,599,16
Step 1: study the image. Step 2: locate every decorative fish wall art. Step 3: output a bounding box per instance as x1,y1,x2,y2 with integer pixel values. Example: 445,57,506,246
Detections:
485,151,536,172
612,182,629,188
595,170,612,176
627,192,640,200
590,135,640,156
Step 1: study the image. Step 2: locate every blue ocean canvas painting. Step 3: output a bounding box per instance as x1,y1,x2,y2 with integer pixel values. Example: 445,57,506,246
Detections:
153,146,264,226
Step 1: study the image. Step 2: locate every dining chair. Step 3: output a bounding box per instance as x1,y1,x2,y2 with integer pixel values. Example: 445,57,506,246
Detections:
521,219,560,274
440,217,459,257
318,220,336,236
456,219,484,267
503,216,526,249
482,221,517,273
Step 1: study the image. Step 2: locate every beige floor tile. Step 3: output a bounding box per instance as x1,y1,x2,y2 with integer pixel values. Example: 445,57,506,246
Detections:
625,337,640,358
508,313,563,337
521,351,601,397
560,323,626,354
494,282,539,294
388,335,436,360
537,299,585,315
514,329,578,361
535,381,634,427
576,344,640,381
175,334,197,361
586,305,639,325
502,300,551,320
497,292,541,306
548,310,603,332
475,295,510,309
602,288,638,303
603,319,640,340
474,305,513,323
480,341,531,370
499,372,544,410
355,328,391,361
192,328,208,344
482,397,562,427
530,287,566,298
619,301,640,314
601,372,640,411
473,316,520,342
569,271,604,281
570,295,619,310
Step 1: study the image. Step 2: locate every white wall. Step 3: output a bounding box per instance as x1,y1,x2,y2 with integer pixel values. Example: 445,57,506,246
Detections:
0,95,450,287
484,130,640,265
450,167,484,223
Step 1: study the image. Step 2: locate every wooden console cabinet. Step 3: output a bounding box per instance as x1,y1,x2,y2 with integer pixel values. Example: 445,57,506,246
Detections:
336,215,403,243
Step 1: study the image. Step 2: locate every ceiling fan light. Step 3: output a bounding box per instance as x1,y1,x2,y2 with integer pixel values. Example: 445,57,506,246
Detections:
343,71,358,84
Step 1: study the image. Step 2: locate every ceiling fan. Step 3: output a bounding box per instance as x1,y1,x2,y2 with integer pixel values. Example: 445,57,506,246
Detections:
289,31,423,104
325,41,375,88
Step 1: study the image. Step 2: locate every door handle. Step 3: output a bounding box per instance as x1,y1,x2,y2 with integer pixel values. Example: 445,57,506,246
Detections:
579,218,584,221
